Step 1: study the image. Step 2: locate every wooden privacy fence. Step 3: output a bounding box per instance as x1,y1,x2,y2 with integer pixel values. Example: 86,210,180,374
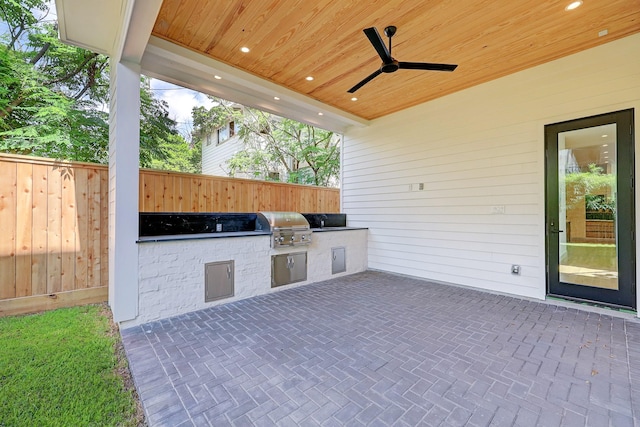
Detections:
0,154,340,316
139,169,340,213
0,155,109,316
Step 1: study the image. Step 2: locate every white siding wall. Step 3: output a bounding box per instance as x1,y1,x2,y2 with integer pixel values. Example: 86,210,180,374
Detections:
201,134,244,176
342,34,640,302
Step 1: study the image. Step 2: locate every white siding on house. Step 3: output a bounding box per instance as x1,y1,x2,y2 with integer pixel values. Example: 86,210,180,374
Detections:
201,134,243,176
342,34,640,302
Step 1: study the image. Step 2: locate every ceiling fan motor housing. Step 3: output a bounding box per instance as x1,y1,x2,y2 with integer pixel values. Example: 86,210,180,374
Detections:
381,60,400,73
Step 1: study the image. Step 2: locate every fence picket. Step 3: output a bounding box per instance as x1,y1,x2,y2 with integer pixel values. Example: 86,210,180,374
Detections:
15,163,33,297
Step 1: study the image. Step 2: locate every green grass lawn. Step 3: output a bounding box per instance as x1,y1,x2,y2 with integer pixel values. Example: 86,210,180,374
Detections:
0,305,142,426
561,242,617,270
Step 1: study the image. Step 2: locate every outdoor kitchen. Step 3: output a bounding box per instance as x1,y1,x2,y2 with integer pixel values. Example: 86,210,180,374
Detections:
130,211,368,326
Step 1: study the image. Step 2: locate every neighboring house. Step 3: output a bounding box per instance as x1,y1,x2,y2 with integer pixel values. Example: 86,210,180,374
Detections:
201,109,338,185
200,115,244,177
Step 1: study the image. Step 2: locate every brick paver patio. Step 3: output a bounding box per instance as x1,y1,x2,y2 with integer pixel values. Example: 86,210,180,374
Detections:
121,271,640,426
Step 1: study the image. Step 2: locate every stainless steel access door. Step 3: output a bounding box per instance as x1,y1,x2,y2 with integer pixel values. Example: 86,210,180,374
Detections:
272,252,307,287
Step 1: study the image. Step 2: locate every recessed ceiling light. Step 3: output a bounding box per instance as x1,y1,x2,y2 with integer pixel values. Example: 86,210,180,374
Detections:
565,1,582,11
603,151,608,154
274,96,280,100
214,75,222,80
604,156,609,159
351,97,358,101
305,76,314,81
602,134,608,138
602,144,609,147
240,46,250,53
318,112,323,116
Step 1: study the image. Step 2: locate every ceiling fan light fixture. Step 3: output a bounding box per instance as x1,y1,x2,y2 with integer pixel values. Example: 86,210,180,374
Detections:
565,1,582,11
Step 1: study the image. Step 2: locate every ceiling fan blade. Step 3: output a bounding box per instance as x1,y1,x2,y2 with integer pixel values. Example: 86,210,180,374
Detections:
363,27,392,63
399,62,458,72
348,69,383,93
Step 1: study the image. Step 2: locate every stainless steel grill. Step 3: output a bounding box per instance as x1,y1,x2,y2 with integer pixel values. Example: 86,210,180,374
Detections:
257,211,312,248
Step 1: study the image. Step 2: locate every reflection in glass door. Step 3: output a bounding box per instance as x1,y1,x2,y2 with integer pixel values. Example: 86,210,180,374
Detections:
546,109,635,309
557,124,618,290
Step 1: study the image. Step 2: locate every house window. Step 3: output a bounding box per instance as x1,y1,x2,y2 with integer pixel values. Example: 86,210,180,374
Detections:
218,121,235,144
205,133,213,146
268,171,280,181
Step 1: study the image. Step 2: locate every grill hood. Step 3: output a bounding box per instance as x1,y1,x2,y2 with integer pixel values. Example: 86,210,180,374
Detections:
257,211,310,231
257,212,312,247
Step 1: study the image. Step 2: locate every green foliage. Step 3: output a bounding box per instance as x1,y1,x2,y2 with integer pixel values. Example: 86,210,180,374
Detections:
564,163,615,209
0,1,197,171
193,98,340,187
0,305,138,426
149,133,202,173
192,101,241,137
0,7,112,162
585,194,615,212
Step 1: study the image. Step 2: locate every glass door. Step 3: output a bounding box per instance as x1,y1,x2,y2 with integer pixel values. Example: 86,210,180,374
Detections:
546,109,635,309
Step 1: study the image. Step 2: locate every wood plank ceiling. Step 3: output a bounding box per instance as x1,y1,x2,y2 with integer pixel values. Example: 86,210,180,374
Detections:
152,0,640,121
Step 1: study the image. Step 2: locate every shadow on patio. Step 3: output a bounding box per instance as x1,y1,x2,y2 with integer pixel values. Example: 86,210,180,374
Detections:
121,271,640,426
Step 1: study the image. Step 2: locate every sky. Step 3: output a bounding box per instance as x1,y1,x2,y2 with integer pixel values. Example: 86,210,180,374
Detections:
149,80,216,138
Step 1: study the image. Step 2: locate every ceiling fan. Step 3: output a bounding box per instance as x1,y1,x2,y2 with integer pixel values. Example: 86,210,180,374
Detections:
348,26,458,93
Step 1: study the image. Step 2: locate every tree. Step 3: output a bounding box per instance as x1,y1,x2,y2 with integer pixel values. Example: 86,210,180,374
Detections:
148,133,201,174
0,0,199,171
1,1,110,160
193,98,340,187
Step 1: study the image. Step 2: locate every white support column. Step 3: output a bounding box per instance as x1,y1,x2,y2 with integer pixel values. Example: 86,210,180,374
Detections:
108,60,140,322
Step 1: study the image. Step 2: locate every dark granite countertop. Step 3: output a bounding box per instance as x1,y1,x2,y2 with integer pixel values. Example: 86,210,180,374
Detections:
310,227,368,232
136,226,368,243
137,230,271,243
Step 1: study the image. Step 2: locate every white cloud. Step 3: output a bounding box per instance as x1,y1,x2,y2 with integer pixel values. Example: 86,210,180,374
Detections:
150,79,216,137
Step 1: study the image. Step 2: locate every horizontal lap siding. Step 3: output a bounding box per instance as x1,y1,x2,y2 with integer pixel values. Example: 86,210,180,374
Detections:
201,136,243,176
343,34,640,300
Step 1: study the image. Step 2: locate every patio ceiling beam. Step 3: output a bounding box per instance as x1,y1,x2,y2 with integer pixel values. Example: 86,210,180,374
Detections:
119,0,163,64
141,36,369,134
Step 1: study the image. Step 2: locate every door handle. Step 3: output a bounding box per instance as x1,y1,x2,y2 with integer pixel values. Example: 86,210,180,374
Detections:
549,221,564,234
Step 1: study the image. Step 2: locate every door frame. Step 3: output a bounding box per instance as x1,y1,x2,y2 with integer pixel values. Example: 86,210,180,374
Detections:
545,109,636,309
